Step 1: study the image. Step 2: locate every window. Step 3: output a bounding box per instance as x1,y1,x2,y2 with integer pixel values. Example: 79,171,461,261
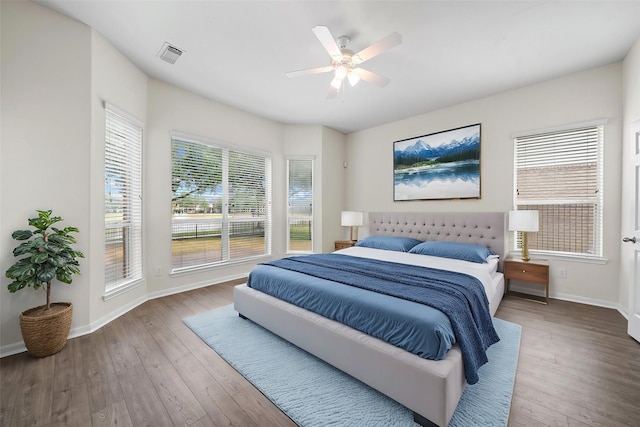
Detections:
513,123,604,257
104,103,143,294
287,158,313,252
171,135,272,271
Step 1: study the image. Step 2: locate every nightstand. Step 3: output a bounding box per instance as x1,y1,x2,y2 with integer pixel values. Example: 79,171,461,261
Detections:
334,240,356,251
504,257,549,304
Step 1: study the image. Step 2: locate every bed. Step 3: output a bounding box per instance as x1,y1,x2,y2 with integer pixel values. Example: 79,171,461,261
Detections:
233,212,506,427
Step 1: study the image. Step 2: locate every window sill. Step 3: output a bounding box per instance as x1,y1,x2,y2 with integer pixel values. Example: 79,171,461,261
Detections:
509,250,608,265
170,254,272,277
103,278,145,301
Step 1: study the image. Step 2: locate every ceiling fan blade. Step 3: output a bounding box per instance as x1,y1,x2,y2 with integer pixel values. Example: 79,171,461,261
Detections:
353,68,390,87
286,65,334,78
312,25,343,61
352,32,402,64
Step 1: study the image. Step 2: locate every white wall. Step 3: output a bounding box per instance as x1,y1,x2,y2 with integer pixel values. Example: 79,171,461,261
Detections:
321,127,348,251
347,64,624,307
1,1,92,348
88,30,149,326
623,40,640,124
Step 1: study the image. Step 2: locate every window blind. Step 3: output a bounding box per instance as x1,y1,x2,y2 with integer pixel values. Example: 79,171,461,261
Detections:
171,136,272,270
514,125,603,256
228,150,271,260
104,104,143,291
287,158,313,252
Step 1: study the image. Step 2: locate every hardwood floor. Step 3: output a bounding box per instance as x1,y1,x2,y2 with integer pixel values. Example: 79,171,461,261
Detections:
1,282,639,426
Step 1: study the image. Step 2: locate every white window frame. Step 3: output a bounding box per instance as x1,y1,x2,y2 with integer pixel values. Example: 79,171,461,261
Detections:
104,102,143,298
512,120,605,262
286,157,314,254
170,133,272,273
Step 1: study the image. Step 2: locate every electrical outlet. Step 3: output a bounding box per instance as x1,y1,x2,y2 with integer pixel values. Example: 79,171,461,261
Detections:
559,268,567,279
155,266,162,276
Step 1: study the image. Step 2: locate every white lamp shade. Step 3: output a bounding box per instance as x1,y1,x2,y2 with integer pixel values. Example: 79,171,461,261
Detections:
341,211,363,227
508,210,539,232
330,75,342,90
347,71,360,87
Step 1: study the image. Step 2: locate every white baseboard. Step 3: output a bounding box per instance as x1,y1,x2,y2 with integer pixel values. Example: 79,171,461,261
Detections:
550,292,628,320
147,273,247,301
509,283,628,319
0,274,248,358
1,341,28,358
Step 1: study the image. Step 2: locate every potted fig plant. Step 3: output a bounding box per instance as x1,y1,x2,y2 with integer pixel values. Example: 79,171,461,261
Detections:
5,209,84,357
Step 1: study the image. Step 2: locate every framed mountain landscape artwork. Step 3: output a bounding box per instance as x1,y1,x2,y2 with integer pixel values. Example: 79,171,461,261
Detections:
393,123,481,201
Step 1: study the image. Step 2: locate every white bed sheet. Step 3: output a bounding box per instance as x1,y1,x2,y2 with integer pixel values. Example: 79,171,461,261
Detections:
334,246,502,305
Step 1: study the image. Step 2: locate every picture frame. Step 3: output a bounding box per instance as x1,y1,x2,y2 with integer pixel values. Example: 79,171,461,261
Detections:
393,123,481,201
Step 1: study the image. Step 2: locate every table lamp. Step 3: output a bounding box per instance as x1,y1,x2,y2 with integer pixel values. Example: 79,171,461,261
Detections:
509,210,539,261
341,211,363,241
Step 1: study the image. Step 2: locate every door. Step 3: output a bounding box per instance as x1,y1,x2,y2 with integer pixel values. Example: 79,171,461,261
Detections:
622,120,640,343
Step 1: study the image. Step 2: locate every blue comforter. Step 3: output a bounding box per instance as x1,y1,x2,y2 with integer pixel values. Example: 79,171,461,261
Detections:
249,253,499,384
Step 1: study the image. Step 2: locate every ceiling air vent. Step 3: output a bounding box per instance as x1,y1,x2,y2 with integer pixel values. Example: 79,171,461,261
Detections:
158,42,184,64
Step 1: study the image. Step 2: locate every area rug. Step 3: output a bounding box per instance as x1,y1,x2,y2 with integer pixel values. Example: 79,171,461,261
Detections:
184,305,521,427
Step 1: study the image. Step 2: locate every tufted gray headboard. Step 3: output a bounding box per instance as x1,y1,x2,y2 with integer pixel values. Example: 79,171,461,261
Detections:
368,212,507,271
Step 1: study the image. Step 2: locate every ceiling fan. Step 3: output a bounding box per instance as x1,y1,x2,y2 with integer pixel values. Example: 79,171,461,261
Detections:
286,26,402,99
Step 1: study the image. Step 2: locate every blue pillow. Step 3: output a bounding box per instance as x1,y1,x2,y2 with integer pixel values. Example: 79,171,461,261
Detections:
408,241,496,263
354,236,423,252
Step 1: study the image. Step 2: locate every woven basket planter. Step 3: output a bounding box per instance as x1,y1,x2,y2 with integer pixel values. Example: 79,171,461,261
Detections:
20,302,73,357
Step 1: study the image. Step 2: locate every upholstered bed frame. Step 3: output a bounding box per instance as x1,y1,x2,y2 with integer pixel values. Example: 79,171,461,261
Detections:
233,212,506,426
367,211,506,272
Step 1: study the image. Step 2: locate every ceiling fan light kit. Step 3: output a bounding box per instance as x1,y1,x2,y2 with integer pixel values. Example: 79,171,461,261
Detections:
286,26,401,98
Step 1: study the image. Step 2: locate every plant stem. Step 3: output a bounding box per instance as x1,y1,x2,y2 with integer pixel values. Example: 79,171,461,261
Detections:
46,281,51,310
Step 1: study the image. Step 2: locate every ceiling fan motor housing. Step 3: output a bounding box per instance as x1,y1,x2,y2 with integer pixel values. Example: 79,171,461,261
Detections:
332,49,356,71
337,36,350,49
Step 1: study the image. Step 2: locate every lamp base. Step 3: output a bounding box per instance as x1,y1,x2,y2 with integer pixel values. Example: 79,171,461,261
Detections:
350,226,358,241
521,232,531,261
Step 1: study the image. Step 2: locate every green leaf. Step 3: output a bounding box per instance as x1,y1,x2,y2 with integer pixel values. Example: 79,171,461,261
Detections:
37,209,53,219
28,217,46,231
6,259,35,280
31,252,49,264
13,241,36,256
7,280,28,293
57,251,71,262
11,230,33,240
57,271,73,284
48,234,74,245
48,255,66,268
27,210,61,231
36,265,56,282
31,236,46,248
43,241,62,254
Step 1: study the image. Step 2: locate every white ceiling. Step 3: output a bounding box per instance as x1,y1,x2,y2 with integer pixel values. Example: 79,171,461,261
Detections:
38,1,640,134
